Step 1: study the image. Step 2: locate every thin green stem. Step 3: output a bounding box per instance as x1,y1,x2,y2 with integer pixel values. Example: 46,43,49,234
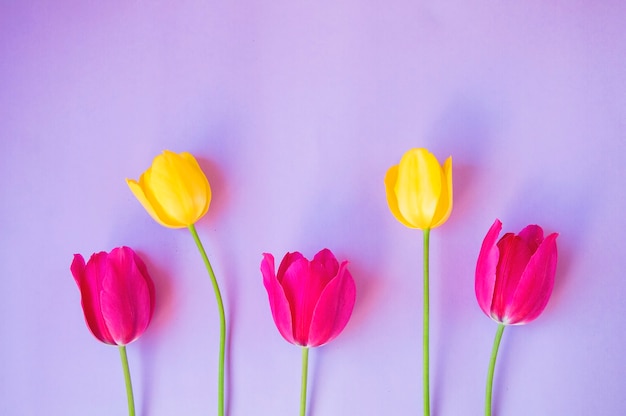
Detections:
422,228,431,416
300,347,310,416
486,323,506,416
188,224,226,416
118,345,135,416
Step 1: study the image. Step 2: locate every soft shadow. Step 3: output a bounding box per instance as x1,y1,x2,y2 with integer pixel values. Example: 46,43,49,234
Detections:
504,179,593,307
136,249,177,416
194,157,237,416
427,97,496,415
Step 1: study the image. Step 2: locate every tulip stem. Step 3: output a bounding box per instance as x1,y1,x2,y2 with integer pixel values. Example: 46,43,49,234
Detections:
118,345,135,416
188,224,226,416
300,347,309,416
422,228,431,416
486,323,506,416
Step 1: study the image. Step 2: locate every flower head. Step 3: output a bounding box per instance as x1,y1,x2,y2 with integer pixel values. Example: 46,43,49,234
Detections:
385,148,453,230
475,219,558,325
71,246,155,345
261,249,356,347
126,150,211,228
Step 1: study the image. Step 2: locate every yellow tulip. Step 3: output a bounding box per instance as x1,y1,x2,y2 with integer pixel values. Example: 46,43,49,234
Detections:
385,148,453,229
126,150,211,228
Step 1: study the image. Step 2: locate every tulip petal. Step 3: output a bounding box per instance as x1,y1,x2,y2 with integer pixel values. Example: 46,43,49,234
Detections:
280,257,335,345
71,252,115,344
308,261,356,347
518,224,544,254
313,248,340,279
276,252,305,284
99,247,154,345
430,156,453,229
395,148,442,229
491,234,534,322
126,177,175,228
261,253,296,345
475,219,502,317
179,151,212,218
384,165,417,228
149,151,210,226
504,233,558,324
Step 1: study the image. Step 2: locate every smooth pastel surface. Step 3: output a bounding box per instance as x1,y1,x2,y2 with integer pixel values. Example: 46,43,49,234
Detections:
2,2,626,415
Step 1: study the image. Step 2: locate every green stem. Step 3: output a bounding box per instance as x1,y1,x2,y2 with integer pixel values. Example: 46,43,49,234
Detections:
188,224,226,416
118,345,135,416
422,228,431,416
300,347,309,416
486,323,506,416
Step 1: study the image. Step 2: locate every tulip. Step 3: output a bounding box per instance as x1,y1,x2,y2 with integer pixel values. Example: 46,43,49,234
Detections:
385,148,452,416
71,246,155,416
385,148,452,230
475,219,558,416
126,150,211,228
126,150,226,416
261,249,356,416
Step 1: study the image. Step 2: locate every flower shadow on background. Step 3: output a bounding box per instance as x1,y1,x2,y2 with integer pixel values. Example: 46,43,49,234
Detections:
487,180,591,415
426,97,495,414
296,182,387,415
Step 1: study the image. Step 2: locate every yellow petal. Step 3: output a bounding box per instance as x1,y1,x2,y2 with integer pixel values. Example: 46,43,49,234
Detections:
430,156,453,228
145,151,210,226
126,177,177,228
395,148,442,229
385,165,418,228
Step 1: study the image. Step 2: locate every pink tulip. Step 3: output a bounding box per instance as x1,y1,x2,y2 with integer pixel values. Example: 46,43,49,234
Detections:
261,248,356,347
71,246,155,345
475,219,559,325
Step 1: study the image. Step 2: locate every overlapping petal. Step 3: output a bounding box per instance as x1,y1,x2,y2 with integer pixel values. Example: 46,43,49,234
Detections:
385,148,453,229
71,246,155,345
127,150,211,228
261,249,356,347
475,220,558,325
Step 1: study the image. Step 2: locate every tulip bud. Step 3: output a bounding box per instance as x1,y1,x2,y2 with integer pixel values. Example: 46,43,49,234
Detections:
71,246,155,345
385,148,453,230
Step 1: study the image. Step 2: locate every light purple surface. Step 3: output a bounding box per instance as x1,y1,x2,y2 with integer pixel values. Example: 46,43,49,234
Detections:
1,2,625,415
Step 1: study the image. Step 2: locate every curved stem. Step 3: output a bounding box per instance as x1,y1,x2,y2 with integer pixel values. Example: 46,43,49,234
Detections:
422,228,431,416
188,224,226,416
118,345,135,416
300,347,310,416
486,323,506,416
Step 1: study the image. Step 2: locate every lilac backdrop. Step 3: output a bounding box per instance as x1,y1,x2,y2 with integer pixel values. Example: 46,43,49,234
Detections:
1,2,625,415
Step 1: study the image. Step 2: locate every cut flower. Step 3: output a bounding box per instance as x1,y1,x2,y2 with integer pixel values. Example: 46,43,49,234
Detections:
261,249,356,347
475,219,559,325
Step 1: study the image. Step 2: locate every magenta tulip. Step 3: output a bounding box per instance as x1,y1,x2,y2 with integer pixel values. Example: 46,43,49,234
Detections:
261,248,356,347
71,246,155,346
262,249,356,416
475,219,558,325
476,219,559,416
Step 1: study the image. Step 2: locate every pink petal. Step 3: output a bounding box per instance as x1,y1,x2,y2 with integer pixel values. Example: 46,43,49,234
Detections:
261,253,296,345
71,252,115,344
503,233,558,324
518,224,544,253
313,248,340,279
100,247,154,345
280,257,331,345
308,261,356,347
475,219,502,317
491,234,533,321
276,252,304,284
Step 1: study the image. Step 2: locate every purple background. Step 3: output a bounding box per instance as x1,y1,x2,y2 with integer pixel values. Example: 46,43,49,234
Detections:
1,2,625,415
